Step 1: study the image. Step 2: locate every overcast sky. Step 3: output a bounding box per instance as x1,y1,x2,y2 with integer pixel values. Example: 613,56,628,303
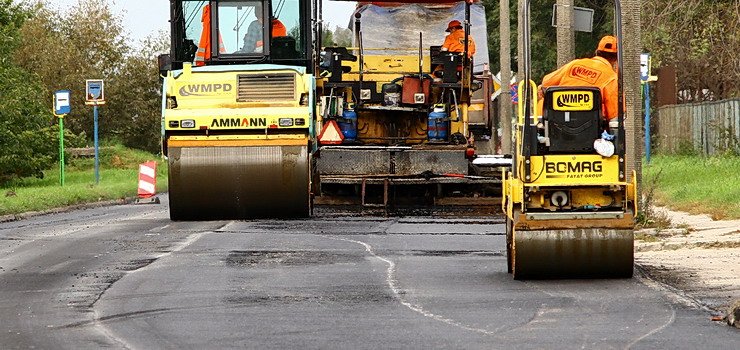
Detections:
24,0,356,44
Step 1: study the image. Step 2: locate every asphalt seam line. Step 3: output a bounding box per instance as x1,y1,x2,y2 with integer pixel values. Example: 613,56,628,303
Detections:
328,236,499,336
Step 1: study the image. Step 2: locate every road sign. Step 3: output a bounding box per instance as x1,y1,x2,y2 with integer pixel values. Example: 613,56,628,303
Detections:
85,79,106,105
510,83,518,104
318,120,344,144
552,5,594,33
54,90,71,116
640,53,658,83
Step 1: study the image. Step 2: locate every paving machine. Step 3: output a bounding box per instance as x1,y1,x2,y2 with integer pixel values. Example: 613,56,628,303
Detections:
502,0,637,278
160,0,318,220
315,0,500,207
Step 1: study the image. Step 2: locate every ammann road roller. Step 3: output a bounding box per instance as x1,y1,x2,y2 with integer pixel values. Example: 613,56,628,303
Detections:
502,0,637,279
159,0,317,220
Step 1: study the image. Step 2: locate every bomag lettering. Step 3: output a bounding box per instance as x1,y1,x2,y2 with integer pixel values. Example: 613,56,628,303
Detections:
545,161,603,173
210,117,267,128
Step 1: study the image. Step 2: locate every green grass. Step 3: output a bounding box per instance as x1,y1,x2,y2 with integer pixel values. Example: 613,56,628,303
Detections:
0,144,167,216
643,155,740,220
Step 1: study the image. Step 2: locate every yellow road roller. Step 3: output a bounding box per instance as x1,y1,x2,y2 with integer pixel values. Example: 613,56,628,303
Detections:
159,0,317,220
502,0,637,279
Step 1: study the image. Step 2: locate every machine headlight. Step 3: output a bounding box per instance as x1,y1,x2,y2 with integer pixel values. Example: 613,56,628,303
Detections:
181,119,195,128
295,118,306,126
279,118,294,127
168,120,179,128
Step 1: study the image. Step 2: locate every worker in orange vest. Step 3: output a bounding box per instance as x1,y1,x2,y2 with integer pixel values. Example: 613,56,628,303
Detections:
538,35,619,121
441,20,475,58
194,4,226,66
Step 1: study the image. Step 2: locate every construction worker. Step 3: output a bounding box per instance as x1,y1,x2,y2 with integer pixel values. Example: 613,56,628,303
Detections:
240,2,288,54
538,35,619,121
441,20,475,58
194,3,226,66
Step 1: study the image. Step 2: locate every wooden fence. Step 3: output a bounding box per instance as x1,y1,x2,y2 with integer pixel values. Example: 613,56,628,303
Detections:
655,98,740,155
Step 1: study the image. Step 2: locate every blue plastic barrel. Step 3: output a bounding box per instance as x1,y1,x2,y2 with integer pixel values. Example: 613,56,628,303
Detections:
338,104,357,141
428,107,448,141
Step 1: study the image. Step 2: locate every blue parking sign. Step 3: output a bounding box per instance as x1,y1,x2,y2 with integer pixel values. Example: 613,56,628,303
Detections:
54,90,71,116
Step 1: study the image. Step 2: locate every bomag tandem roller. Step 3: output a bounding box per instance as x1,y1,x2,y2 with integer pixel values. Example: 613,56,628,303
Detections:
160,0,317,220
502,0,637,279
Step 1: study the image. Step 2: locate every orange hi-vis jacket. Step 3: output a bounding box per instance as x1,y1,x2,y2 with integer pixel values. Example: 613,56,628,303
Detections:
195,4,226,66
256,19,287,49
442,30,476,58
540,56,618,120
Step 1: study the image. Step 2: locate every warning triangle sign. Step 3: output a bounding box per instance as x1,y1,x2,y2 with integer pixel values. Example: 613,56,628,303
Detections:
319,120,344,144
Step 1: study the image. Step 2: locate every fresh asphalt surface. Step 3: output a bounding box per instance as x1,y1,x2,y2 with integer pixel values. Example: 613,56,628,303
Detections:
0,195,736,349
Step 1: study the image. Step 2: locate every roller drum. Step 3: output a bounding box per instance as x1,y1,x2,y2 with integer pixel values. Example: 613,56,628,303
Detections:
168,145,310,220
512,228,633,279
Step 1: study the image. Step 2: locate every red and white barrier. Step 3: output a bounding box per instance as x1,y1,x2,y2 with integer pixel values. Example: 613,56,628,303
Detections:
138,161,157,198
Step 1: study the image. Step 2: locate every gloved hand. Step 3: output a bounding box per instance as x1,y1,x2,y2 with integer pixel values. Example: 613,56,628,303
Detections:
601,130,615,141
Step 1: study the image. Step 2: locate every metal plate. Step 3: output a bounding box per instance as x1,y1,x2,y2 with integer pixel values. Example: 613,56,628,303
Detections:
513,228,633,279
318,149,391,175
318,148,468,176
168,145,309,220
394,150,468,175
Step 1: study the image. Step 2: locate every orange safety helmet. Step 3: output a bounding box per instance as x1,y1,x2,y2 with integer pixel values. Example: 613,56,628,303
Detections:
446,20,462,32
597,35,618,53
272,19,287,37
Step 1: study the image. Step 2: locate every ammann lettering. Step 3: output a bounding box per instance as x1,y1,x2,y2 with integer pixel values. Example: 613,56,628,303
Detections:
210,118,267,128
545,161,603,173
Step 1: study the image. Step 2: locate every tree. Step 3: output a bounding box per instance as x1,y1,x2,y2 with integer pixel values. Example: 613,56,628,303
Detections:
332,26,352,47
105,33,169,152
15,0,167,153
642,0,740,102
485,0,615,81
0,0,58,183
15,0,128,138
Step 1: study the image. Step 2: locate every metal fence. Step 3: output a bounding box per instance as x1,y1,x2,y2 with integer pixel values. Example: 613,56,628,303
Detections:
655,98,740,155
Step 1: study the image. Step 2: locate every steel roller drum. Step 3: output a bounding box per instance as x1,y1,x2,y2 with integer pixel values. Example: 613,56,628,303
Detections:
512,228,634,279
168,145,310,220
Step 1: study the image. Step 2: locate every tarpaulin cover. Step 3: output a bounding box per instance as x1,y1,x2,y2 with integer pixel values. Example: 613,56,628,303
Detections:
352,2,490,72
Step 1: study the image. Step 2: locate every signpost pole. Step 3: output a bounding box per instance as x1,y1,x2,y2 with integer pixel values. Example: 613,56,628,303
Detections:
94,104,100,184
644,82,651,164
59,117,65,186
86,79,104,184
53,90,71,186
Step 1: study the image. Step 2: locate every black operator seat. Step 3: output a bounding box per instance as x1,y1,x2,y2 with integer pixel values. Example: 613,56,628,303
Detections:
323,47,357,82
271,36,299,59
542,86,603,154
430,46,463,84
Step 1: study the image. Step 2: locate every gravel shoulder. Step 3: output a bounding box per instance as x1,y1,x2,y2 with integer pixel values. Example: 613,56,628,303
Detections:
635,206,740,319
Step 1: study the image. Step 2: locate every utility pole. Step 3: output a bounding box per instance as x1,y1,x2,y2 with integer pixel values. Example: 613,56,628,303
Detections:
517,0,525,80
555,0,575,67
500,0,512,154
622,0,642,190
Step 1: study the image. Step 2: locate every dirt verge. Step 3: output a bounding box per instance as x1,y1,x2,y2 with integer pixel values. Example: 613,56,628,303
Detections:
635,206,740,323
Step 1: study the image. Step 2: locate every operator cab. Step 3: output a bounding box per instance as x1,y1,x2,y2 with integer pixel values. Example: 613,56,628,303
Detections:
168,0,311,70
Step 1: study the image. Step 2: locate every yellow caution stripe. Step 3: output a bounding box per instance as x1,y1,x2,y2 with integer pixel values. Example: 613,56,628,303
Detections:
168,135,308,147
